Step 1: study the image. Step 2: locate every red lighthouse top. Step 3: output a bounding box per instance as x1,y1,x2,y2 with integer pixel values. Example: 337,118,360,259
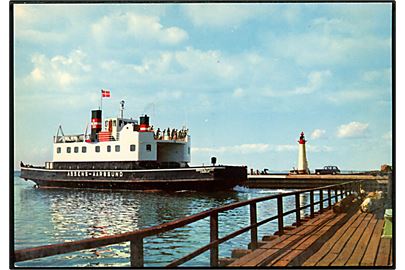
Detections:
298,132,306,144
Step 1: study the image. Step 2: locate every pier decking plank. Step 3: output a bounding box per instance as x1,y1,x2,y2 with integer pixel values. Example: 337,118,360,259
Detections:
375,238,391,266
330,213,371,266
240,208,346,266
345,217,378,266
228,210,341,267
301,211,362,266
317,213,370,266
227,207,392,268
361,219,385,266
228,211,337,267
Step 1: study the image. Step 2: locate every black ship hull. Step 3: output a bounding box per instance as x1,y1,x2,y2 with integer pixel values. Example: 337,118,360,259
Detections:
20,165,247,191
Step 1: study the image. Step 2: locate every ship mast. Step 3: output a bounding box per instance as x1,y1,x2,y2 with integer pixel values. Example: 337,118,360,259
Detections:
120,100,125,118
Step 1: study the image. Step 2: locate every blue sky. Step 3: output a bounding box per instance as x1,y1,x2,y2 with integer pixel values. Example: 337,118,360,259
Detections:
13,3,393,171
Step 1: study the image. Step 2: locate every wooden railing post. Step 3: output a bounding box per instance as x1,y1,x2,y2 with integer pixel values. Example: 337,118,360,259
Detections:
250,203,258,250
277,195,284,235
319,189,323,213
309,191,314,218
130,237,144,268
340,186,344,199
328,189,332,209
210,212,219,267
295,193,301,226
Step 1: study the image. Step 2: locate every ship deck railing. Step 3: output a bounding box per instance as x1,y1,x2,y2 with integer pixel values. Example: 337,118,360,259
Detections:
54,134,88,143
14,181,365,267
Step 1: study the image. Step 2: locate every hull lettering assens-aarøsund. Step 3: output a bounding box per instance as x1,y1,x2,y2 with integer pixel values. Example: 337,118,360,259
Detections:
20,97,247,191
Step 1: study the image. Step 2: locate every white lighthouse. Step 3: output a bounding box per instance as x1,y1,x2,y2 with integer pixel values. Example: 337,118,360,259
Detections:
297,132,310,174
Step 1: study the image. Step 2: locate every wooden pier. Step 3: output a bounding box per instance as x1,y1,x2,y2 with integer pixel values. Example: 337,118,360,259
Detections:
13,180,393,268
228,207,392,267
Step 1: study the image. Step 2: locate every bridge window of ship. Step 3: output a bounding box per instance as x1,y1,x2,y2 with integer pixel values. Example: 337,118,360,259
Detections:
115,145,120,152
67,147,71,153
56,147,61,154
130,144,136,151
146,144,152,151
74,147,79,153
95,146,100,153
107,145,111,152
82,146,86,153
113,120,116,126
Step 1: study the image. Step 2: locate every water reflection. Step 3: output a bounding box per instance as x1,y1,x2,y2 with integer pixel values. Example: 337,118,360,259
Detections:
14,177,309,267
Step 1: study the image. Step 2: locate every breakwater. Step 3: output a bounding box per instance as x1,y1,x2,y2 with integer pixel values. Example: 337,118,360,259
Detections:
246,174,390,191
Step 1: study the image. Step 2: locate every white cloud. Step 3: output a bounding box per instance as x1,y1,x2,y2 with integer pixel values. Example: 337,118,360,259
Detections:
91,12,188,45
154,90,183,101
268,18,391,68
382,131,392,140
30,67,44,81
183,4,267,27
326,89,375,104
337,122,369,138
307,145,333,153
192,144,269,154
192,143,297,154
292,70,331,94
362,69,391,82
192,143,333,154
310,129,326,139
263,70,331,97
129,47,239,82
24,49,91,90
233,88,245,98
175,47,236,79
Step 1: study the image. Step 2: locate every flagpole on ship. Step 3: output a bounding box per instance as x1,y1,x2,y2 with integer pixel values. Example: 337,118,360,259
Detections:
100,89,103,111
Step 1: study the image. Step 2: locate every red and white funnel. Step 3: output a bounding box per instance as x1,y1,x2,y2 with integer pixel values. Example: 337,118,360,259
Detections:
139,115,150,132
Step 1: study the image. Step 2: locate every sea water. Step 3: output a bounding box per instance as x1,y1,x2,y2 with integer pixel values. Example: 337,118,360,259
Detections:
13,172,315,267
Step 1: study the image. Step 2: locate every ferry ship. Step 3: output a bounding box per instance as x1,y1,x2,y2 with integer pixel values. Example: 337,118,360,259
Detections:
20,100,247,191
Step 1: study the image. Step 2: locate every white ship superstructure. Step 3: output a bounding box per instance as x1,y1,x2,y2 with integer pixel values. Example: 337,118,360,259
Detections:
49,106,190,169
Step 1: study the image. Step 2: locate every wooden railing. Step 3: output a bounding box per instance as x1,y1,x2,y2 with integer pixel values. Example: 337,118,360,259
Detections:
13,181,361,267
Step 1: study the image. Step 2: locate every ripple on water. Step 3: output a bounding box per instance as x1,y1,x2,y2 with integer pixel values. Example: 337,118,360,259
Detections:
14,177,317,267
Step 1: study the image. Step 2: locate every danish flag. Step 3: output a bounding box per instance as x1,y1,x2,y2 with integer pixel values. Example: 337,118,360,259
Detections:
101,89,111,98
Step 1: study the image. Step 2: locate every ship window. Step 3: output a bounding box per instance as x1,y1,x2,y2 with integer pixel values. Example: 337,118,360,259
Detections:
130,144,136,151
67,147,71,153
74,147,79,153
95,146,100,153
82,146,87,153
113,120,116,127
115,145,120,152
57,147,61,154
107,145,111,152
188,147,190,155
146,144,152,151
105,120,108,128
